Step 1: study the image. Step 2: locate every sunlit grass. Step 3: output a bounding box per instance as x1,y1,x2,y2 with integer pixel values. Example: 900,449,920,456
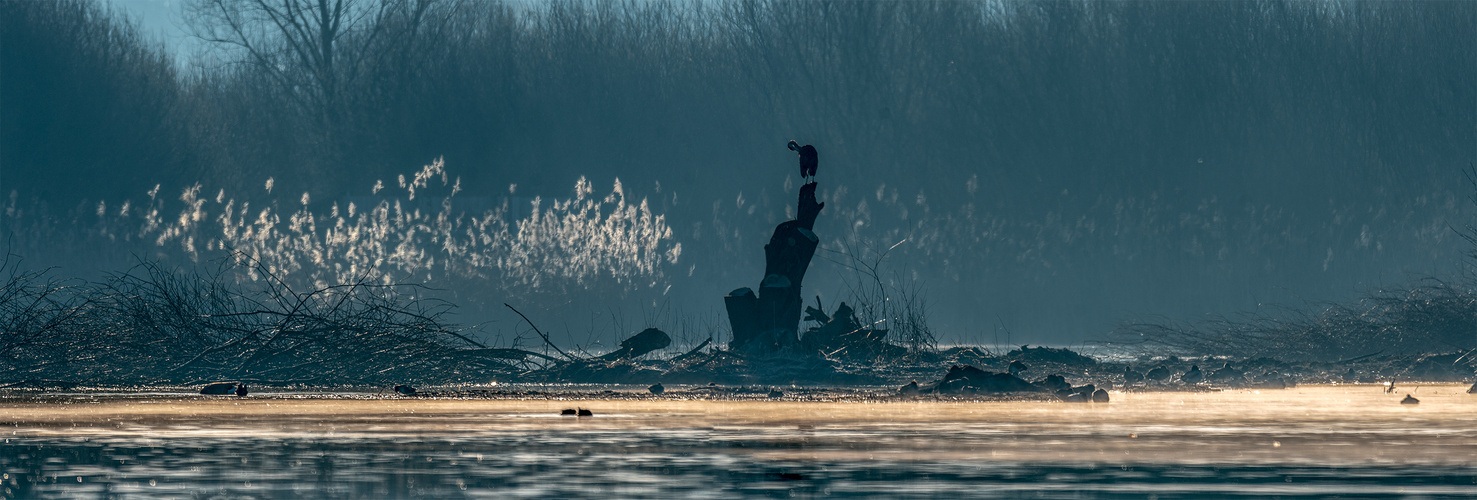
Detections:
121,158,680,294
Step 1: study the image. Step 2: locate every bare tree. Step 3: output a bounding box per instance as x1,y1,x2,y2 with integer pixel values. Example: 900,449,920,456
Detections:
183,0,447,126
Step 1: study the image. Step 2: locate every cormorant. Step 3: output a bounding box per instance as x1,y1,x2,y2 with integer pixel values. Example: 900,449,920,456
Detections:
235,384,248,397
649,383,665,395
1401,394,1419,405
787,140,818,181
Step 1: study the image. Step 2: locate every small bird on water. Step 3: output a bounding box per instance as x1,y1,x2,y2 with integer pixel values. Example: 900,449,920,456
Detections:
1401,394,1420,405
235,384,248,397
899,380,920,396
1181,365,1204,384
787,140,818,182
1123,366,1144,385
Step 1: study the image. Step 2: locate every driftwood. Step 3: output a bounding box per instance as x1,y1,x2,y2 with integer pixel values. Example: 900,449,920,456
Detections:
598,328,671,361
801,301,900,360
669,337,712,363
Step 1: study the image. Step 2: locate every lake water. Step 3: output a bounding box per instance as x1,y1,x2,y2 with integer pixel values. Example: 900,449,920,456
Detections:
2,385,1474,498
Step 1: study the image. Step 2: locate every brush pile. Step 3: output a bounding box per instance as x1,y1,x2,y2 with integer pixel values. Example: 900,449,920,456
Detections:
0,253,532,387
1113,279,1477,361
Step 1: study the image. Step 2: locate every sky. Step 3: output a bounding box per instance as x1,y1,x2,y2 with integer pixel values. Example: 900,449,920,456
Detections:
107,0,192,56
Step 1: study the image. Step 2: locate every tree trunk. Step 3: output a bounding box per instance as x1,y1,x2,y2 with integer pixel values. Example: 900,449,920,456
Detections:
726,181,824,354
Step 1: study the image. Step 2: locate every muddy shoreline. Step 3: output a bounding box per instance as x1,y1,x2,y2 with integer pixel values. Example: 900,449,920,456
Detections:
3,346,1473,401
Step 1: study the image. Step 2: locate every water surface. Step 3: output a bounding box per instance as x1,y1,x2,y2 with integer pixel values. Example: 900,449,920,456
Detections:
3,385,1474,498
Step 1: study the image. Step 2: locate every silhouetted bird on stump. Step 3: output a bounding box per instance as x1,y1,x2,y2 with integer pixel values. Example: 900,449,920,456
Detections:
788,140,817,182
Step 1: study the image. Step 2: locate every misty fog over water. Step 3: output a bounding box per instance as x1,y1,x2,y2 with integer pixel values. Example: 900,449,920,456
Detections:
2,0,1473,348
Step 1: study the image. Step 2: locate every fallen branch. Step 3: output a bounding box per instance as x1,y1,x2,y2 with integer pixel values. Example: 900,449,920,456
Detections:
670,338,712,363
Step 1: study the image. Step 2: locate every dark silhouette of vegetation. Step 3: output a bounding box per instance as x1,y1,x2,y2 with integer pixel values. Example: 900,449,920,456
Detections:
1111,168,1477,361
1113,279,1477,361
725,159,824,355
0,0,193,201
3,0,1474,349
0,251,538,386
7,0,1470,207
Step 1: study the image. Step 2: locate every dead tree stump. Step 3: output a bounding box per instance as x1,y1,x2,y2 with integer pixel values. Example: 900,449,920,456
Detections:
726,180,825,355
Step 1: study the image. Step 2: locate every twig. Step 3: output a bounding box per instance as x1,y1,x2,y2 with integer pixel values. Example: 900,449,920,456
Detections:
504,303,577,361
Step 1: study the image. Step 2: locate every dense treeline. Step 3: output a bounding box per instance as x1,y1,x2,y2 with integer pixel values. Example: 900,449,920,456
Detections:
3,0,1474,344
6,0,1471,205
1,0,192,200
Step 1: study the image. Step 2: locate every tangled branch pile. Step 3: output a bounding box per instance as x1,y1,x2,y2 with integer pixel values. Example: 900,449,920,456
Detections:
1113,279,1477,361
0,253,531,387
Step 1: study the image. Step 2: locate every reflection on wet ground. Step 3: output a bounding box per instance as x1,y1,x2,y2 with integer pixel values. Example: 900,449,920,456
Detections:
2,385,1475,498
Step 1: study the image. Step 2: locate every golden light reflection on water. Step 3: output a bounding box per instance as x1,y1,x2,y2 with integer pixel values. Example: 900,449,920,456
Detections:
5,385,1475,462
2,385,1474,497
